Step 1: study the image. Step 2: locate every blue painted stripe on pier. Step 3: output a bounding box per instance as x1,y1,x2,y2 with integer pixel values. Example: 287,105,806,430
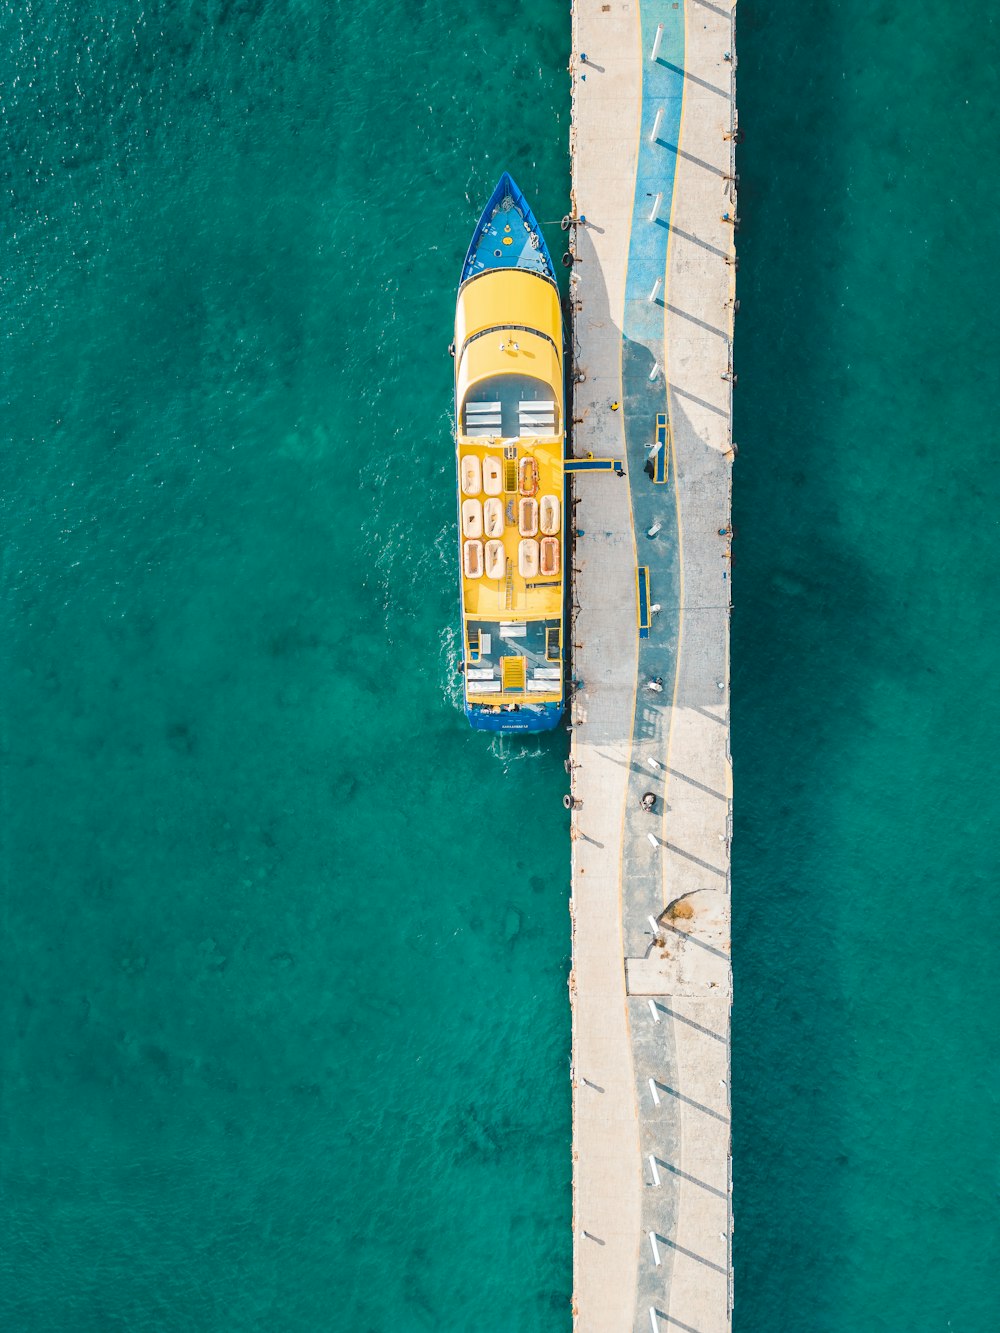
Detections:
623,7,685,355
617,21,687,1286
619,3,684,735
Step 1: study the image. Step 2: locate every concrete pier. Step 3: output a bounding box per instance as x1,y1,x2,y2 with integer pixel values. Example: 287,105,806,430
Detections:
567,2,736,1329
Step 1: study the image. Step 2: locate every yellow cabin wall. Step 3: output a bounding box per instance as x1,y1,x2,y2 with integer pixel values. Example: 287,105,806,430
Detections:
455,335,563,418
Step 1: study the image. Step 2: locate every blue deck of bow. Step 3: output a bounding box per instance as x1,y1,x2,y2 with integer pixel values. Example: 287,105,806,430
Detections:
460,172,556,284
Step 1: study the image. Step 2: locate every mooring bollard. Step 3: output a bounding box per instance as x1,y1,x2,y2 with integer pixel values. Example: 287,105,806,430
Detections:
649,191,663,223
651,22,664,62
649,106,664,144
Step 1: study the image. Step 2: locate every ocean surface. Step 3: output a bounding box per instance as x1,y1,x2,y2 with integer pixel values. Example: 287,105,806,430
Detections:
733,3,999,1329
0,1,995,1330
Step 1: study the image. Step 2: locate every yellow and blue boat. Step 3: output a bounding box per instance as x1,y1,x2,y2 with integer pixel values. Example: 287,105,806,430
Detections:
454,173,565,733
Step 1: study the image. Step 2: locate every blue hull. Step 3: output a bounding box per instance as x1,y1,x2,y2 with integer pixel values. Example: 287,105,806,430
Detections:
466,702,565,734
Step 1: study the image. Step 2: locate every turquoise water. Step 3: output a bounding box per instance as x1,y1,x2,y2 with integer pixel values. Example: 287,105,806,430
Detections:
2,3,571,1328
733,3,999,1329
2,1,997,1330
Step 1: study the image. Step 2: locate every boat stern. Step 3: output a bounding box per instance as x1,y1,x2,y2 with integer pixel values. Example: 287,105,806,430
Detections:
465,700,565,734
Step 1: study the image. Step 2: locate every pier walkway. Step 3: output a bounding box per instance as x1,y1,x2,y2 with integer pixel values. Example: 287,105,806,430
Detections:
567,3,736,1330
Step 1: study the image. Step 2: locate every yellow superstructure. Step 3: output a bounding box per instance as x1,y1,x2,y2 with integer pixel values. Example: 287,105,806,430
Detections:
454,264,565,716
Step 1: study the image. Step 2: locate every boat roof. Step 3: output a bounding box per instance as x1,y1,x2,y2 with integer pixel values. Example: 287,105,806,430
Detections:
460,172,556,285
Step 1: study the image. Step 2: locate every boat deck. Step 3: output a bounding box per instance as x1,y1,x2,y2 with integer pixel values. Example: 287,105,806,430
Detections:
464,616,562,698
458,438,564,623
461,181,554,281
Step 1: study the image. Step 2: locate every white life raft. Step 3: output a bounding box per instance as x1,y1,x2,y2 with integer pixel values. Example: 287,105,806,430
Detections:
518,538,539,579
482,455,503,496
539,493,560,535
461,497,483,539
483,497,504,538
460,455,482,496
518,497,538,537
518,456,539,496
484,539,505,580
540,537,560,577
463,539,484,579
